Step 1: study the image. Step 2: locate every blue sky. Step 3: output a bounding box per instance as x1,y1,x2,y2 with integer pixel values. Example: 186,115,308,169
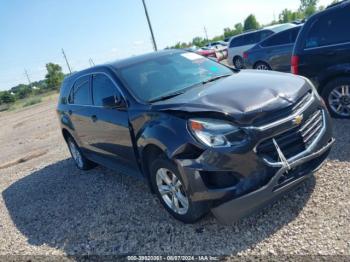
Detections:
0,0,332,90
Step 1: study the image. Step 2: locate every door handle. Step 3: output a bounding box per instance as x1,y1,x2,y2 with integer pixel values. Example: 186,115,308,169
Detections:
91,115,98,122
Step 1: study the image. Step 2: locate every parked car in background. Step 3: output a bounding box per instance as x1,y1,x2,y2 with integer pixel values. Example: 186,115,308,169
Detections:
57,50,334,224
205,41,227,49
185,46,227,62
228,23,297,69
193,47,216,58
244,25,303,72
292,1,350,119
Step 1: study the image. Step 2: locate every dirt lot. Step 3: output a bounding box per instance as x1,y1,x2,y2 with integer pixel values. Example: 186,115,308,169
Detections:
0,98,349,258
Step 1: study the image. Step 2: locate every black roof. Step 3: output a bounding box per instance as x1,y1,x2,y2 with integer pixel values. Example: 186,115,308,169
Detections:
63,49,185,83
109,49,184,69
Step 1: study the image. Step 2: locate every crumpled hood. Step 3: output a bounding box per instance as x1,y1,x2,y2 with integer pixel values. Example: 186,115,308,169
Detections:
151,70,311,125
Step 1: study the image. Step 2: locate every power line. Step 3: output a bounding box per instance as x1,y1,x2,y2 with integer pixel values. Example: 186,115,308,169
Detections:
142,0,158,51
61,48,72,74
89,58,95,67
24,69,32,87
204,26,209,43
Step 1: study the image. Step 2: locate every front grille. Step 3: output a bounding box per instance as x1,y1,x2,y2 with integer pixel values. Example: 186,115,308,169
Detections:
256,110,324,162
253,90,312,126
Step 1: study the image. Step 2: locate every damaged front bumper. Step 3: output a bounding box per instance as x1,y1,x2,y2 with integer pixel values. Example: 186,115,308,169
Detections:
211,138,334,224
174,92,334,224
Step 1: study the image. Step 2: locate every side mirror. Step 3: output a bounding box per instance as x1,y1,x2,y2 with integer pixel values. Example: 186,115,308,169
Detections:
102,94,125,109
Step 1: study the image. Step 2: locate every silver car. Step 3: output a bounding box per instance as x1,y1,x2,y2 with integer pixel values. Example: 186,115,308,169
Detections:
227,23,297,69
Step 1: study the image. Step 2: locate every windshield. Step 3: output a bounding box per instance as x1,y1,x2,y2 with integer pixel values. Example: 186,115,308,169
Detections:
119,52,233,102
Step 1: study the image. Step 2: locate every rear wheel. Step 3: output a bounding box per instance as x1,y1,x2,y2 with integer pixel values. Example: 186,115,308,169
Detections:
233,56,244,69
150,157,209,223
322,77,350,119
67,137,97,170
254,62,271,71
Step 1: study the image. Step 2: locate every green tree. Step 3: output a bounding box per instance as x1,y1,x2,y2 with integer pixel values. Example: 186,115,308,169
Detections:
0,91,15,104
279,8,304,23
234,23,243,34
224,27,234,38
224,23,243,38
15,85,32,99
45,63,64,90
299,0,318,17
299,0,319,11
192,37,205,47
279,9,293,23
243,14,260,31
304,5,317,17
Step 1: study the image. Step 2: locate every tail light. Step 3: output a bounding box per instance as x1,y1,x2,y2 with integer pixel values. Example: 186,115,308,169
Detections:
243,52,248,59
291,55,299,75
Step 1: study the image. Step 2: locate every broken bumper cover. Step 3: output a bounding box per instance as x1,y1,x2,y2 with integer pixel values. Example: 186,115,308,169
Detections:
211,138,335,225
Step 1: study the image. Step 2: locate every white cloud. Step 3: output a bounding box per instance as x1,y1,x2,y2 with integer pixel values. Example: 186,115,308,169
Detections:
133,40,145,46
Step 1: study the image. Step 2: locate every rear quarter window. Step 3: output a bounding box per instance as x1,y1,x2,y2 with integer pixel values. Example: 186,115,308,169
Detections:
68,75,92,105
305,6,350,49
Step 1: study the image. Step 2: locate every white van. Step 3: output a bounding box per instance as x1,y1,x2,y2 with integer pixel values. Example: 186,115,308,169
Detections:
227,23,297,69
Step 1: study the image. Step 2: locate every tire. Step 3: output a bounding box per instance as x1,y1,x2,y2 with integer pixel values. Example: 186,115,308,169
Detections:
233,56,244,69
254,62,271,71
67,136,97,170
321,77,350,119
149,157,209,223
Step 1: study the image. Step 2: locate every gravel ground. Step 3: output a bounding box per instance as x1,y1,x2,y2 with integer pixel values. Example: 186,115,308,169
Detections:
0,99,349,259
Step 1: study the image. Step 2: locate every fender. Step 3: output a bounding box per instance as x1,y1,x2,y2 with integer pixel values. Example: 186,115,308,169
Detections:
57,109,82,147
136,114,194,161
318,63,350,88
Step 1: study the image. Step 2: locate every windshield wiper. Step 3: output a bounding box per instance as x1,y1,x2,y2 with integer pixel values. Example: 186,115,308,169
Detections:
201,74,231,85
149,91,185,103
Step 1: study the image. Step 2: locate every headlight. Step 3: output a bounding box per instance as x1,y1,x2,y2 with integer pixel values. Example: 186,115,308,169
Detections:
188,118,243,147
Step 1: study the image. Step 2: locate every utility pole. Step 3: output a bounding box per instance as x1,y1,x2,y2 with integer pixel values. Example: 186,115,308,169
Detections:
24,69,32,87
61,48,72,74
89,58,95,67
142,0,158,51
204,26,209,43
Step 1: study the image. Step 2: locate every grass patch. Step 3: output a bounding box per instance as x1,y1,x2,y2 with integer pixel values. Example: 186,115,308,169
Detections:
4,91,58,112
23,97,42,107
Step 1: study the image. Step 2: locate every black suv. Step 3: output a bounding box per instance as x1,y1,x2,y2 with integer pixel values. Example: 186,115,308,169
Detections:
57,50,334,224
292,0,350,118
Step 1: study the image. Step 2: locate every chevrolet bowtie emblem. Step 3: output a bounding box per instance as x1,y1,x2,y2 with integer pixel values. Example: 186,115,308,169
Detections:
293,115,303,125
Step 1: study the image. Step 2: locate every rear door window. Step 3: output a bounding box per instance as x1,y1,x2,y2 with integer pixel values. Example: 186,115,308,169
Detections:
261,27,300,47
258,30,274,41
244,32,259,45
305,6,350,48
69,75,92,105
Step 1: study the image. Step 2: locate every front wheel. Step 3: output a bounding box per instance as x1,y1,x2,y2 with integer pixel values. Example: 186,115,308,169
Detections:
322,77,350,119
150,157,209,223
254,62,271,71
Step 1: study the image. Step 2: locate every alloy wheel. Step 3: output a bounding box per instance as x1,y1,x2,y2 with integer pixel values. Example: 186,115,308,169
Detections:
68,139,84,168
156,168,189,215
256,64,270,70
328,85,350,117
234,57,243,69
